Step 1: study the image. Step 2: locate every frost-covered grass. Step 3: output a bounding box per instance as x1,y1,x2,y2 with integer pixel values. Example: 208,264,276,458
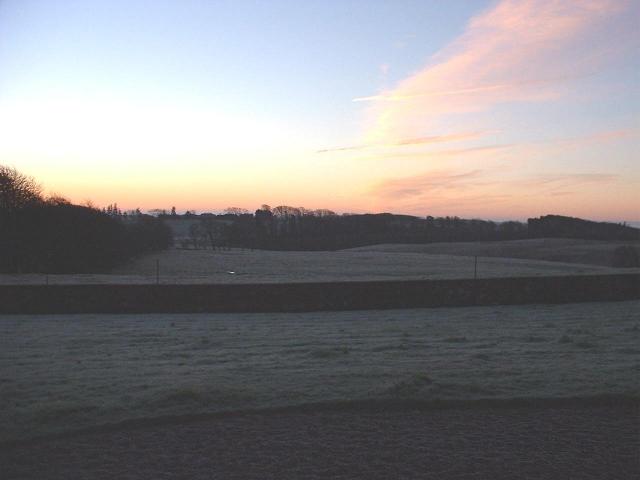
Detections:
110,242,639,283
1,301,638,442
2,238,636,285
349,238,640,267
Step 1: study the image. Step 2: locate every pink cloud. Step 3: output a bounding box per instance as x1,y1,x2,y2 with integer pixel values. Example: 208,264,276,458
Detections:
371,169,617,200
550,127,640,147
357,144,513,161
371,170,485,198
369,169,621,218
316,131,485,153
506,127,640,163
360,0,634,143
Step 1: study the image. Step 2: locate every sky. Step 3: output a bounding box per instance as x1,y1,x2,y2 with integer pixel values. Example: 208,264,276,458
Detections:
0,0,638,221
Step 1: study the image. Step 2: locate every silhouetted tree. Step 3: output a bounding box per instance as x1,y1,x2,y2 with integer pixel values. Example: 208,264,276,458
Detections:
0,166,172,273
224,207,249,215
0,165,42,211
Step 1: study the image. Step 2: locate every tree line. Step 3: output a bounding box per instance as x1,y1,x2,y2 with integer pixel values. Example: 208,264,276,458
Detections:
170,206,639,253
0,166,172,273
174,205,530,251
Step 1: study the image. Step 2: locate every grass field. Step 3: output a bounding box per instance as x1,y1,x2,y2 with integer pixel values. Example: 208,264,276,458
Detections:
349,238,640,266
1,238,636,285
2,301,638,443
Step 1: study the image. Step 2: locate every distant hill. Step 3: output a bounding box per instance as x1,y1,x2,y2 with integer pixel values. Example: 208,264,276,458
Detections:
527,215,639,241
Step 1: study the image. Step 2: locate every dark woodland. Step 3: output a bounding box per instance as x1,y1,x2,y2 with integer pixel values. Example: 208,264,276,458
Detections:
0,166,172,273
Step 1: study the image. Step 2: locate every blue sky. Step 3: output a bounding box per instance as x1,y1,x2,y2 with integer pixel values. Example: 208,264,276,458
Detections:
0,1,483,123
0,0,637,220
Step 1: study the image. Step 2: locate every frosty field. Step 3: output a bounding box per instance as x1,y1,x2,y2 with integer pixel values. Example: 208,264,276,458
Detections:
1,301,638,443
2,241,636,285
112,244,636,283
351,238,640,267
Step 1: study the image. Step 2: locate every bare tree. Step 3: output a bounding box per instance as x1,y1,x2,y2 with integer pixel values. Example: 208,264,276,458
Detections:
0,165,42,211
82,199,97,210
148,208,167,217
200,217,229,249
272,205,301,217
314,209,336,217
224,207,249,215
46,193,71,206
189,222,207,249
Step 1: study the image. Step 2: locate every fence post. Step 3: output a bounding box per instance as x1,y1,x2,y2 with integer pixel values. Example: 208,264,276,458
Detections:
156,259,160,285
474,255,478,280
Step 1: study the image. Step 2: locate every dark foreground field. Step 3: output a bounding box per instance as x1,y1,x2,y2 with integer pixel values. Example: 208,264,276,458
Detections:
2,400,637,480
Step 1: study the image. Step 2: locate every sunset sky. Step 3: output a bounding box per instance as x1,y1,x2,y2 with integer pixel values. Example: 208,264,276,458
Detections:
0,0,638,220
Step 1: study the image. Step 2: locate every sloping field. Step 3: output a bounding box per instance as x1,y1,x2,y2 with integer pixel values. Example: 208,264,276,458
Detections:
2,245,636,285
2,238,637,285
115,247,626,283
349,238,640,267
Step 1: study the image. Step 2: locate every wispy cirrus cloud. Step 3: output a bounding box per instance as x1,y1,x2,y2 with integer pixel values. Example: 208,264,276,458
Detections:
546,127,640,148
371,170,617,200
353,78,572,103
501,127,640,164
518,173,618,189
371,170,485,198
355,127,636,162
357,144,514,161
360,0,635,143
340,1,637,219
368,169,624,218
316,131,485,153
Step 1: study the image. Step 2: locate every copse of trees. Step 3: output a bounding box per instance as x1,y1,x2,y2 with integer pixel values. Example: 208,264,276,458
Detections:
0,165,172,273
